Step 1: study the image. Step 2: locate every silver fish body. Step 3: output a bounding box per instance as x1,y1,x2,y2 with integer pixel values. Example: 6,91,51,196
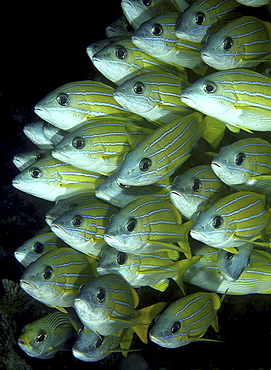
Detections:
13,149,50,172
170,165,228,220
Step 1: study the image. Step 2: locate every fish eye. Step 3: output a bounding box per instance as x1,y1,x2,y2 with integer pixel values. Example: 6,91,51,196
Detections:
72,215,83,227
151,23,163,36
124,21,134,33
235,152,245,166
171,321,181,333
115,46,127,60
223,37,233,51
195,12,205,25
29,167,42,178
226,251,234,260
34,242,44,254
142,0,151,5
79,283,86,291
139,157,152,172
43,265,53,280
192,178,201,193
133,82,145,95
117,251,127,265
68,202,79,210
72,137,86,149
36,331,47,343
95,335,104,348
96,288,106,303
116,180,131,189
126,217,137,232
56,93,69,106
212,215,223,229
34,152,46,161
202,81,217,94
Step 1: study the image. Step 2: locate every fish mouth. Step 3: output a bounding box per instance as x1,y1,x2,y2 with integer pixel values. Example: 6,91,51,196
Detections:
180,94,197,109
74,298,92,320
34,106,51,121
20,279,42,297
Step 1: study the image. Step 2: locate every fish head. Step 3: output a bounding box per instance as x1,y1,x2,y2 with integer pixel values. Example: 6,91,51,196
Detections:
114,74,159,114
34,82,88,129
181,74,235,118
132,13,177,57
104,205,149,252
18,322,52,359
93,38,138,84
190,205,233,248
12,157,61,201
97,247,133,278
211,141,251,185
86,38,113,60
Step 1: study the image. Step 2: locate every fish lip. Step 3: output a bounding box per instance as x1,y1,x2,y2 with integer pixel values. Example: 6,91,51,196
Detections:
180,94,196,107
34,106,52,121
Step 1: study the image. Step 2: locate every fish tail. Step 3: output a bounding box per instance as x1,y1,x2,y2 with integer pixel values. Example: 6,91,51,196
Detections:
134,302,167,344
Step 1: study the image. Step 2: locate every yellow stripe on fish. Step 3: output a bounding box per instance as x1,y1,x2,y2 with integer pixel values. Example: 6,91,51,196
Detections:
52,118,152,175
20,247,98,311
190,191,271,250
34,80,147,130
201,16,271,70
12,155,106,201
181,69,271,133
149,291,221,348
104,195,193,256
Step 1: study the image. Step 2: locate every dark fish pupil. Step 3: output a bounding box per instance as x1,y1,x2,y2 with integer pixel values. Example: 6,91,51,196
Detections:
56,93,69,106
34,242,44,254
72,137,85,149
133,82,145,94
43,266,53,280
212,215,223,229
171,321,181,333
192,179,201,193
139,157,152,172
151,24,163,36
72,215,83,227
117,251,127,265
142,0,151,6
36,333,46,343
127,217,137,232
30,167,42,178
195,12,205,25
226,252,234,260
223,37,233,51
235,153,245,166
96,288,106,303
35,153,46,161
115,46,127,60
203,81,216,94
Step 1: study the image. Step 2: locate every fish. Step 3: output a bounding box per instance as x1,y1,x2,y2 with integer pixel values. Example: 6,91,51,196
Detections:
113,71,193,124
50,198,118,257
217,243,254,281
190,191,271,250
17,311,75,359
211,137,271,202
106,16,135,37
92,36,187,85
183,245,271,294
52,118,152,175
201,16,271,70
170,165,228,220
95,170,172,208
34,80,145,130
116,113,225,186
121,0,180,29
14,231,67,267
86,36,125,61
20,246,98,311
131,13,207,73
181,69,271,133
236,0,271,5
74,273,166,343
12,154,106,201
23,121,66,150
45,193,97,227
103,195,192,256
149,291,221,348
13,149,50,172
97,247,201,292
175,0,240,43
72,326,128,362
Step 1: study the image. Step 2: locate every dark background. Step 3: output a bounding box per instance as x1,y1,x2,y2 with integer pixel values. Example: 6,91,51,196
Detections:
1,2,271,369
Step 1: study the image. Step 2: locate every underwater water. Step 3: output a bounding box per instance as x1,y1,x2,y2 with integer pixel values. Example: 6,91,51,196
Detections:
1,2,271,370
